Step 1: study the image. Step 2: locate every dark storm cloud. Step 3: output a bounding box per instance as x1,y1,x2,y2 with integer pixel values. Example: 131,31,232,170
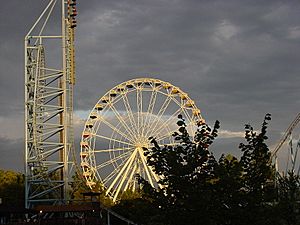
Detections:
73,0,300,134
0,0,300,170
0,137,23,172
0,1,48,116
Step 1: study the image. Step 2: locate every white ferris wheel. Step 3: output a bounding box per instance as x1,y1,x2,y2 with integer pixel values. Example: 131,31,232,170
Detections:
80,78,204,201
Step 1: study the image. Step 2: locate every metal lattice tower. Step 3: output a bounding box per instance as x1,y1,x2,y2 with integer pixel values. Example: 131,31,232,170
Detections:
24,0,77,208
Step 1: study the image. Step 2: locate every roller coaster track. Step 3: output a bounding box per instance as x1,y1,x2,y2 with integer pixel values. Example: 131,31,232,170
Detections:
272,112,300,157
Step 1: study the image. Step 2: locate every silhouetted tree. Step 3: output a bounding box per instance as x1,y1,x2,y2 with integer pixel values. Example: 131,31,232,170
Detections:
139,115,220,225
99,113,300,225
238,113,276,225
276,171,300,225
213,154,244,224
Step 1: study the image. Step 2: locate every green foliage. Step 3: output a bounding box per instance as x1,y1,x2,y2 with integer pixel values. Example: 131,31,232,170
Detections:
119,188,142,200
70,171,90,201
0,169,25,206
93,181,114,207
70,171,113,207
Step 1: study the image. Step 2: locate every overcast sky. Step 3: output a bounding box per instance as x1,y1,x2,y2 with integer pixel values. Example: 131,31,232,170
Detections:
0,0,300,172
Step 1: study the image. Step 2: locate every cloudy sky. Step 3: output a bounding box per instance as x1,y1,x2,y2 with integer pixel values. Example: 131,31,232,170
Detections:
1,0,300,172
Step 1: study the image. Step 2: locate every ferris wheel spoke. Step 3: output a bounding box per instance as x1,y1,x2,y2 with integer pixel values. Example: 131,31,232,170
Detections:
121,93,138,135
91,133,134,147
93,147,132,153
168,93,194,122
124,163,138,191
108,103,137,140
140,152,161,186
110,103,136,137
151,106,183,139
150,169,162,188
181,108,195,128
96,150,132,170
142,90,158,137
167,93,183,108
156,130,177,142
103,159,128,185
145,96,172,138
138,150,154,187
159,91,200,127
137,88,143,136
157,90,183,108
113,151,138,201
97,116,135,143
106,149,137,197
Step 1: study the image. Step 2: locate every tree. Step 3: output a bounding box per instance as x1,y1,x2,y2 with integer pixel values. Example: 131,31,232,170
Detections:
140,115,220,225
276,171,300,225
113,113,300,225
213,154,244,224
70,171,113,207
112,193,162,225
0,169,25,207
238,113,276,225
70,171,90,201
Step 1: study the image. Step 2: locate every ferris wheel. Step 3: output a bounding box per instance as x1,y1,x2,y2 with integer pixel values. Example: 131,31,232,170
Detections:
80,78,204,201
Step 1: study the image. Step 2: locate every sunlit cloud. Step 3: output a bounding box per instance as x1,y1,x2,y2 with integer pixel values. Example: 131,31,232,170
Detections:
218,129,244,139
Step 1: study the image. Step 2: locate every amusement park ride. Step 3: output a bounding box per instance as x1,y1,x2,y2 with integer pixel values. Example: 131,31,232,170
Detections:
25,0,77,208
80,78,204,202
24,0,300,214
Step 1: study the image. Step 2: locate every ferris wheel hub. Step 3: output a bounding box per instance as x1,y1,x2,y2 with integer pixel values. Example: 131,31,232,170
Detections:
134,139,150,149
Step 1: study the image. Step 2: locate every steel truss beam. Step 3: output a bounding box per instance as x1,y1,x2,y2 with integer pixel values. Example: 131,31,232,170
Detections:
25,0,76,208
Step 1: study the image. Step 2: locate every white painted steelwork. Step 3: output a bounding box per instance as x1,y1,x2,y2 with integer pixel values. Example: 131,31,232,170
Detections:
24,0,77,208
272,113,300,176
80,78,205,202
